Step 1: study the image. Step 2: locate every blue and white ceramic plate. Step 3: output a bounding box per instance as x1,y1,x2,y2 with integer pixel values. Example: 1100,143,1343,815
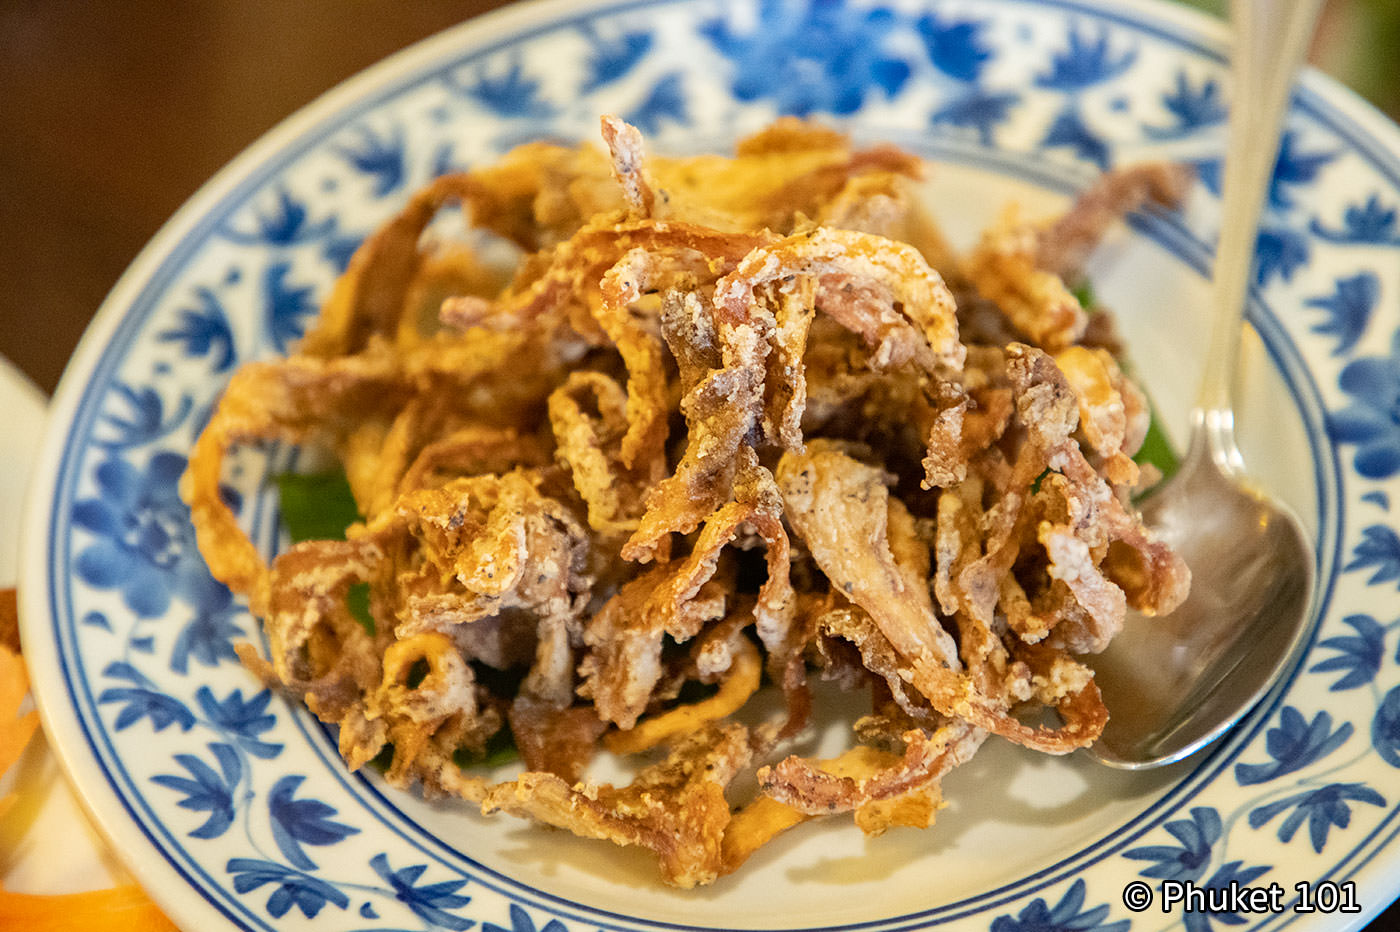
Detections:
20,0,1400,928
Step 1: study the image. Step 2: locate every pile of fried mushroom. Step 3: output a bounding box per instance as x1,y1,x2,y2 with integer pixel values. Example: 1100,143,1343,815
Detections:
183,116,1191,887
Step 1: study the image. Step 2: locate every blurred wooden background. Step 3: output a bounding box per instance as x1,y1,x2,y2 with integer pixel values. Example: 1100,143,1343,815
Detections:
0,1,510,393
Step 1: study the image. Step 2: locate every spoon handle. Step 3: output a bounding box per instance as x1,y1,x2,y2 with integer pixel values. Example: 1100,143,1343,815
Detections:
1196,0,1326,436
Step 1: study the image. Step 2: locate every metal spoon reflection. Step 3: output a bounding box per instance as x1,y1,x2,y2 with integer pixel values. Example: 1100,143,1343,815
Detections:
1085,0,1322,769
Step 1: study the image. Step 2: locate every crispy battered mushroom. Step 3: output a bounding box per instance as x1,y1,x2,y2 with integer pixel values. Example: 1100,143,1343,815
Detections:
185,116,1190,886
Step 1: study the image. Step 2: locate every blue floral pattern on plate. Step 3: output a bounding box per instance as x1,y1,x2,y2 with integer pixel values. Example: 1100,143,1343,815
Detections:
21,0,1400,929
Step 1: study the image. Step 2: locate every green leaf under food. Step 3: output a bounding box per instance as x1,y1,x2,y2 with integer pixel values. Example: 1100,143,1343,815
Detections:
275,470,375,633
369,743,396,773
1134,406,1180,483
274,470,360,543
1070,278,1097,310
1065,275,1178,484
454,729,520,769
346,581,376,636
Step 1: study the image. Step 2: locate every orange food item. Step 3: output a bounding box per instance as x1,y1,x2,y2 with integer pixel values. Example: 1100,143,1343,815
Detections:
0,625,38,820
0,885,179,932
0,590,177,931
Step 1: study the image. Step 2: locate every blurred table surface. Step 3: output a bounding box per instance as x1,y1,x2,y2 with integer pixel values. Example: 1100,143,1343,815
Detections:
2,0,1398,928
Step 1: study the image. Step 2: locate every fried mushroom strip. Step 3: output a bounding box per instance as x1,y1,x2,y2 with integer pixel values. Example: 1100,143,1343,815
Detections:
184,351,404,612
581,447,795,731
758,722,985,818
390,473,594,706
1038,162,1194,279
961,162,1192,352
778,441,961,673
481,723,752,888
606,637,762,755
373,632,493,787
547,371,656,534
627,226,964,560
440,218,775,348
963,205,1087,352
779,440,1107,752
185,117,1194,886
601,114,655,218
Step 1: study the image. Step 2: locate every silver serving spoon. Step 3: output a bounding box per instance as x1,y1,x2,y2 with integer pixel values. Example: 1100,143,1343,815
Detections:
1086,0,1322,769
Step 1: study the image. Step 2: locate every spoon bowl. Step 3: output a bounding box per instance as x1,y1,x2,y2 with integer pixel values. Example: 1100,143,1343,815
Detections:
1084,0,1323,769
1088,411,1315,768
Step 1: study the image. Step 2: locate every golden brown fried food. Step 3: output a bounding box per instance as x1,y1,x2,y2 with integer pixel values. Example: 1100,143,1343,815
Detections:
183,117,1190,886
